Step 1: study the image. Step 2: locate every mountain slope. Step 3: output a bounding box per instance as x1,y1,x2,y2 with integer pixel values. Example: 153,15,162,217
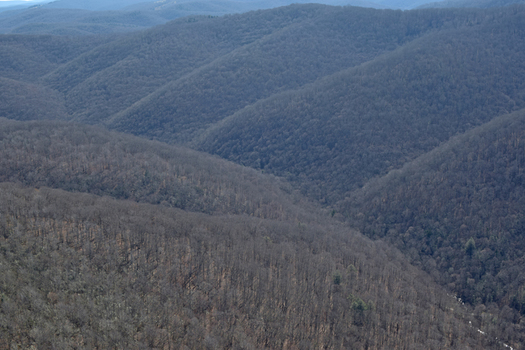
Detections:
418,0,525,8
105,6,466,143
0,120,514,349
0,78,67,120
0,182,499,349
0,119,519,349
0,118,308,220
0,8,166,35
1,7,525,345
0,33,115,81
4,5,524,158
4,5,501,135
0,0,386,36
195,6,525,203
37,5,331,125
338,107,525,320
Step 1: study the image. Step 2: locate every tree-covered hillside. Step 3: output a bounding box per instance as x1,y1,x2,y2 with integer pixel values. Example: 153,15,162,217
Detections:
1,120,514,349
0,33,114,81
196,6,525,203
338,108,525,319
106,6,455,143
0,8,166,36
2,3,525,348
0,118,309,220
40,5,334,125
3,5,523,205
5,5,522,179
0,0,385,35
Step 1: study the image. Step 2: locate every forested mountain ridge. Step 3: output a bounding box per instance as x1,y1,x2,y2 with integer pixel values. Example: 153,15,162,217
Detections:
105,5,457,143
3,4,525,203
0,120,513,349
196,6,525,203
39,5,339,125
0,118,310,220
2,3,525,348
338,108,525,320
5,4,523,154
0,0,385,35
418,0,525,8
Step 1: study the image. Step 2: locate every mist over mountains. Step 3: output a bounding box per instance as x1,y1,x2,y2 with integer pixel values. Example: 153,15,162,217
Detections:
4,0,519,36
1,1,525,349
0,0,384,35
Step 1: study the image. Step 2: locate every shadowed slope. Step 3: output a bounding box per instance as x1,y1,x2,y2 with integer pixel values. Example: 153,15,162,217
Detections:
339,107,525,324
196,7,525,203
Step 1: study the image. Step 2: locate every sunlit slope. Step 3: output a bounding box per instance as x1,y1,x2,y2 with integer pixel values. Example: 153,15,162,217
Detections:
0,118,309,220
0,182,508,349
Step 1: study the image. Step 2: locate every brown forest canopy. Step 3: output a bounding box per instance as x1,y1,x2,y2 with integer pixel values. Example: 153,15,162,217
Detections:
1,3,525,348
0,120,514,348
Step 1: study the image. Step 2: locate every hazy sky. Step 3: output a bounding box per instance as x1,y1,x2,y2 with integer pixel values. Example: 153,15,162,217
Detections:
0,0,43,1
0,0,47,6
0,0,46,2
0,1,42,10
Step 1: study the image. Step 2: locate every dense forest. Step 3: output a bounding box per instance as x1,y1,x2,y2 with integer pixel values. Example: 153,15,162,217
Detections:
1,2,525,348
2,121,516,349
3,4,525,201
196,6,525,203
339,108,525,319
0,118,310,220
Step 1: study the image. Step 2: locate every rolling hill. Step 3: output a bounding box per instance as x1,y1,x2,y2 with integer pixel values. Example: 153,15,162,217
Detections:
1,3,525,348
0,0,386,35
338,108,525,318
2,5,523,205
195,6,525,202
0,119,515,349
